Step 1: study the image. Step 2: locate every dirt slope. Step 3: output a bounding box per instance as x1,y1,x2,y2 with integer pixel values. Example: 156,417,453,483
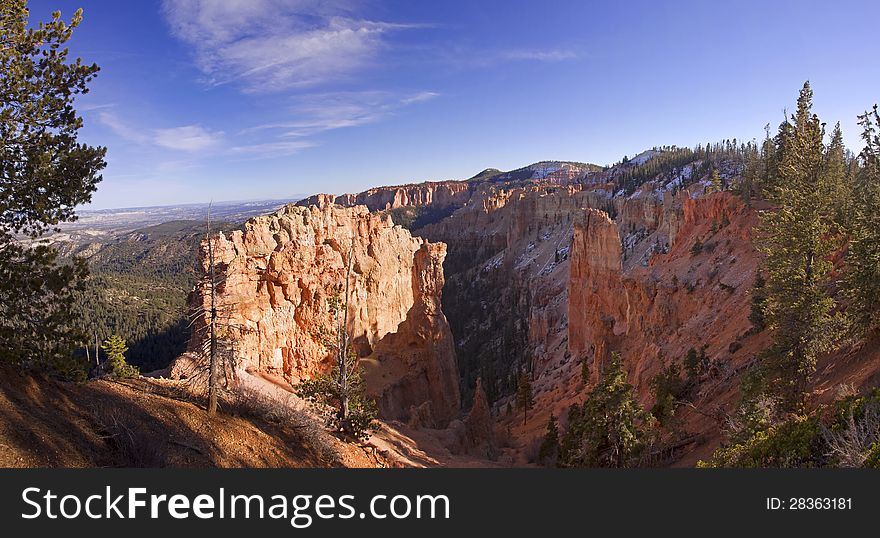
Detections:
0,367,378,468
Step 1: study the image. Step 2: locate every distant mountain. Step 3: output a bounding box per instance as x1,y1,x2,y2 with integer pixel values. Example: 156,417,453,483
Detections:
476,160,606,184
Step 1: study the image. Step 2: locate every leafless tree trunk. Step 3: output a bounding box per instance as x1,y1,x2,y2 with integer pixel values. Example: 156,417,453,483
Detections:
336,239,354,427
206,203,219,416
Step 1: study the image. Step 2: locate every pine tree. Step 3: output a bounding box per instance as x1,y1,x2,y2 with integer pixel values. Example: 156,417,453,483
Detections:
845,105,880,334
0,2,105,375
560,352,655,467
749,272,767,332
102,335,138,378
824,122,850,228
580,356,589,384
297,250,379,441
684,346,709,380
707,168,723,193
515,371,534,426
538,414,560,466
757,82,837,410
739,142,760,206
758,123,779,195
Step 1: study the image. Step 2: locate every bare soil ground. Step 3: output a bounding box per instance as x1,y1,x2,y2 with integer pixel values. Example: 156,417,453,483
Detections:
0,366,379,468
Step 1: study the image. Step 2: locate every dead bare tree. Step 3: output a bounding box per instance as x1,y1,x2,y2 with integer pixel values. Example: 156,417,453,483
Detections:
297,236,378,440
206,203,219,415
336,239,354,425
182,204,254,414
822,399,880,467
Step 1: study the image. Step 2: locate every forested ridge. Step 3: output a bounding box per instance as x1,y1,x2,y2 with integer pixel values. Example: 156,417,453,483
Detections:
66,220,237,372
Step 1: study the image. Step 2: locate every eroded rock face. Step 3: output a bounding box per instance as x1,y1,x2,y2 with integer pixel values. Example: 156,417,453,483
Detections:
297,182,474,212
567,192,762,398
184,201,460,425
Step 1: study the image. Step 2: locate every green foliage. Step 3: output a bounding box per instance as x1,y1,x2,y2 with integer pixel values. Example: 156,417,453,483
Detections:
580,356,589,384
699,414,823,468
0,2,105,374
72,273,191,372
296,292,379,442
824,123,851,229
296,351,378,442
707,388,880,468
650,362,689,426
690,239,703,256
748,272,767,332
727,368,778,444
560,352,656,467
538,414,560,466
756,82,839,410
64,221,235,372
865,442,880,468
101,334,138,378
845,105,880,335
707,168,723,193
737,142,761,205
515,371,534,425
684,346,709,381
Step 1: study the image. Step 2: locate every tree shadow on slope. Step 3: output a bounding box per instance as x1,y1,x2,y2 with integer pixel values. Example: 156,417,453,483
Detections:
0,368,334,468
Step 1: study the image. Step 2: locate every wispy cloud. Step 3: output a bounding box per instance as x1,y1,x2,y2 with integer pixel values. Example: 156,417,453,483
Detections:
160,0,422,93
98,112,224,153
400,91,440,105
240,90,440,138
154,125,224,151
230,140,318,158
80,102,117,112
500,49,579,62
98,111,152,144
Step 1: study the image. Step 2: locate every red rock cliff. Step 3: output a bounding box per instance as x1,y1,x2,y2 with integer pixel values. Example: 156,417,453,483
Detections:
184,201,460,425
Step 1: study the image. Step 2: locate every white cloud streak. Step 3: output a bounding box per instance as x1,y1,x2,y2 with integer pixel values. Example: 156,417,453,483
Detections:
239,90,440,138
98,112,224,153
161,0,419,93
154,125,224,151
500,49,579,62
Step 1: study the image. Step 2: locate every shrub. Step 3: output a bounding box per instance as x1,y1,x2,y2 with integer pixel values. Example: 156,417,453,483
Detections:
684,346,709,380
560,352,656,467
297,353,379,442
102,335,139,378
748,273,767,331
538,414,560,466
91,408,166,467
699,415,824,468
822,390,880,467
649,363,689,426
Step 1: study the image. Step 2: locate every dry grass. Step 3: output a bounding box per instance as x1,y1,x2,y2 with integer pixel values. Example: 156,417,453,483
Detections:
223,384,343,466
91,407,168,467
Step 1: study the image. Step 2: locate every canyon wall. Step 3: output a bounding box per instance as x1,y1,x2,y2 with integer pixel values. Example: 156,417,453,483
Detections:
183,201,460,425
297,181,474,212
568,192,761,395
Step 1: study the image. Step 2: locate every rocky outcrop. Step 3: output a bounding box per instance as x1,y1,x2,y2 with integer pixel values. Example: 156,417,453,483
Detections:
464,378,495,453
567,192,762,397
183,201,460,425
297,181,474,212
568,208,626,383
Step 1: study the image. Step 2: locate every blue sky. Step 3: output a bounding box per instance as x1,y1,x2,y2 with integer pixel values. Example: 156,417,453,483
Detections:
28,0,880,209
